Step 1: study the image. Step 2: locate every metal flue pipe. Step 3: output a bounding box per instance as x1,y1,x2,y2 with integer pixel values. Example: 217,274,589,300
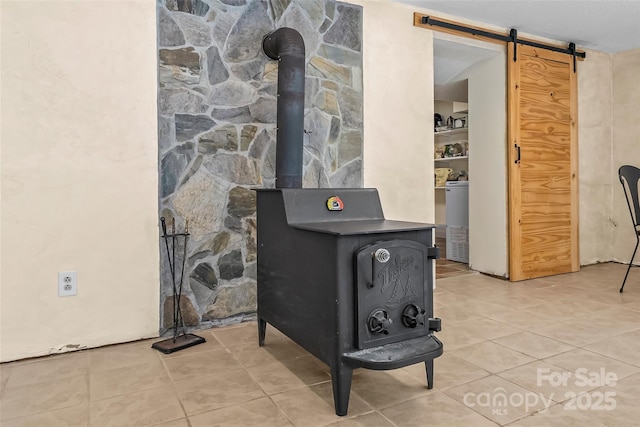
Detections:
262,27,305,188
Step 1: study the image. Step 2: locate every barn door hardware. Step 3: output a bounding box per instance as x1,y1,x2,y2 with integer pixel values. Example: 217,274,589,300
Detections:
569,42,577,72
510,29,518,62
419,15,586,61
421,16,511,43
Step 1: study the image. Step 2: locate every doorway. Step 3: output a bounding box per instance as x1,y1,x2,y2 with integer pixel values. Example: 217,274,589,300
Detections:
433,35,508,278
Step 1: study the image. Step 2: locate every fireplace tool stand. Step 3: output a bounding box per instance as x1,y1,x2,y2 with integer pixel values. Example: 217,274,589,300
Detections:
152,217,205,354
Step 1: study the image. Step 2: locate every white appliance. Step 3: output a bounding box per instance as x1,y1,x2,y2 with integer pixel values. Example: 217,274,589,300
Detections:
445,181,469,263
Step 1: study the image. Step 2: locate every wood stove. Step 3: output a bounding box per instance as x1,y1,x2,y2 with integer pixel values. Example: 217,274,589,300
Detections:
256,188,443,415
256,28,442,416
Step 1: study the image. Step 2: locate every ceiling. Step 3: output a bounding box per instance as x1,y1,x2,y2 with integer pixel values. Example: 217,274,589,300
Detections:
432,38,502,85
398,0,640,85
396,0,640,54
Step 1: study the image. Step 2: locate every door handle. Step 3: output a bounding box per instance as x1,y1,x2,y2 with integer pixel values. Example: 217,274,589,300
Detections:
368,248,390,288
514,144,521,164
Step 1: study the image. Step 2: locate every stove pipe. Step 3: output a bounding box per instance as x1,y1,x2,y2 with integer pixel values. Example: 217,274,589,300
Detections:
262,28,305,188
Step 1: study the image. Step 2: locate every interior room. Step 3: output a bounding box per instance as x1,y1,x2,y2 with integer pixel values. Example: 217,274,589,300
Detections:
432,35,507,279
1,1,639,426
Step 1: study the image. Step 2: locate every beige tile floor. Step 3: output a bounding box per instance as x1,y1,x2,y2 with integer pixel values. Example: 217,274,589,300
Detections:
436,258,472,280
1,262,638,426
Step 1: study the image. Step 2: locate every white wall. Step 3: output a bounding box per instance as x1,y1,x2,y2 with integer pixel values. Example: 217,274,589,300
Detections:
362,1,434,223
1,0,159,361
578,50,614,264
611,48,640,264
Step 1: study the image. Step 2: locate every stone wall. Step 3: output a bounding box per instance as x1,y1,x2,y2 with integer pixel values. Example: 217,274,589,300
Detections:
157,0,363,331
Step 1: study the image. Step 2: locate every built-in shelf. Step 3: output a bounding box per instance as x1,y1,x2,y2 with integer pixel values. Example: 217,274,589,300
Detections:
453,101,468,113
435,156,468,162
435,186,446,190
434,127,468,136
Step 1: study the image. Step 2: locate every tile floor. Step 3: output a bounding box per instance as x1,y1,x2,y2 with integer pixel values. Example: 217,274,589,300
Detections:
1,262,639,426
436,257,472,280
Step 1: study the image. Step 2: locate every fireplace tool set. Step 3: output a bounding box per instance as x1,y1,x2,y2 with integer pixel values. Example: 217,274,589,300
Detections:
151,217,205,354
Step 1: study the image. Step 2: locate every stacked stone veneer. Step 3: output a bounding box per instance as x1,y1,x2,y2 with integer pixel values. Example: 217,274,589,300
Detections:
158,0,363,331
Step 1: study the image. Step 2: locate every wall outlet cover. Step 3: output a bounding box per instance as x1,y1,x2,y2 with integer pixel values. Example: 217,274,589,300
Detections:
58,271,78,297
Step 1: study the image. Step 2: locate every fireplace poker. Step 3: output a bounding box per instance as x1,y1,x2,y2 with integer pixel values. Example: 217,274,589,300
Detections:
172,218,178,334
174,219,189,339
161,217,178,334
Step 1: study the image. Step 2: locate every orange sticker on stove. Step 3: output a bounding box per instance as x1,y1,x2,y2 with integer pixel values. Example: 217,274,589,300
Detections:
327,196,344,211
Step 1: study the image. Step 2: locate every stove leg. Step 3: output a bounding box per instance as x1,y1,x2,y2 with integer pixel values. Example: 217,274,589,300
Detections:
258,318,267,347
425,359,434,389
331,365,353,416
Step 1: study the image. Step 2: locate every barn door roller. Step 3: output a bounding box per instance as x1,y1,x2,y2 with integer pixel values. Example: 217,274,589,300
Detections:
510,28,517,62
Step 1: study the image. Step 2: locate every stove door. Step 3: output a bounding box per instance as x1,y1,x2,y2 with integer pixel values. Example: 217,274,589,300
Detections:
355,239,431,349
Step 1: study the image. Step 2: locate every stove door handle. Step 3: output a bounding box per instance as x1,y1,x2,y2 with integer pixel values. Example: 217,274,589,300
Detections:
369,248,391,289
374,248,391,263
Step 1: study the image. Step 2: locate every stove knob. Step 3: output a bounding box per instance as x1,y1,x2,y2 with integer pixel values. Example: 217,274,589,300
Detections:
402,304,426,328
374,248,391,263
368,309,392,335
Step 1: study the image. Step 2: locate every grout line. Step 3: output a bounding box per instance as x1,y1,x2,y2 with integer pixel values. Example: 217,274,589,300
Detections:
264,393,296,426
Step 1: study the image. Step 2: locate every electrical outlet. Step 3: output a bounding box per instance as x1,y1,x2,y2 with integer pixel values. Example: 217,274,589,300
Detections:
58,271,78,297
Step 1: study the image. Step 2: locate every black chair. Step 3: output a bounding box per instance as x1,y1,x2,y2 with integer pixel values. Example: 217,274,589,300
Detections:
618,165,640,293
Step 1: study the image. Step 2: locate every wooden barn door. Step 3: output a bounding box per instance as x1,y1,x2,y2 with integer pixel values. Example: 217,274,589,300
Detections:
508,44,579,281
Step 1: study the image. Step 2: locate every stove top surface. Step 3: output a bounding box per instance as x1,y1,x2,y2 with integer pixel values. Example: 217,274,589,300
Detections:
290,219,437,235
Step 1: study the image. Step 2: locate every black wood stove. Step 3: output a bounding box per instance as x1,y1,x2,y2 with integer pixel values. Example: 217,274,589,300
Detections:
256,188,443,415
256,28,443,416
